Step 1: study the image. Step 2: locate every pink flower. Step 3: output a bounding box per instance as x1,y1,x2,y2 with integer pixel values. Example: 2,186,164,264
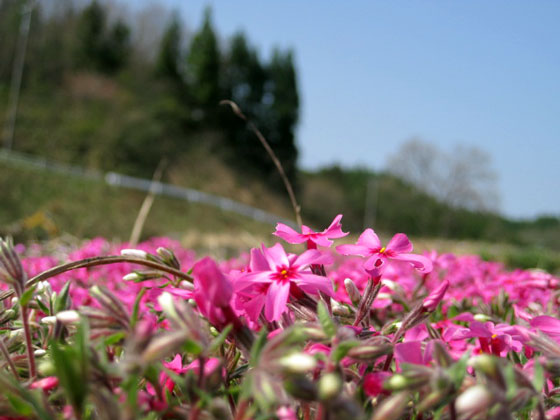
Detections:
236,244,334,322
29,376,59,392
453,321,523,356
192,257,240,329
336,229,432,276
530,315,560,343
273,214,348,248
363,371,391,397
422,280,449,312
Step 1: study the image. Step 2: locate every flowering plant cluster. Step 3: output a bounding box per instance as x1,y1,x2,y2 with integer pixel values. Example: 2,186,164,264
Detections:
0,216,560,420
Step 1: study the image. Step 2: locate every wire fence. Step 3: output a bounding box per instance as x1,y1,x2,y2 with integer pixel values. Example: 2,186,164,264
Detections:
0,149,295,227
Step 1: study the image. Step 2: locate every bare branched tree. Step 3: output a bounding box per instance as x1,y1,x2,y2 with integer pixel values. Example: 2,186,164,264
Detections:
387,138,501,212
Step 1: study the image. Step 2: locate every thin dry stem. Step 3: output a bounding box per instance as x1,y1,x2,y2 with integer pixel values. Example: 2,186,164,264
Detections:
221,100,303,227
129,159,166,247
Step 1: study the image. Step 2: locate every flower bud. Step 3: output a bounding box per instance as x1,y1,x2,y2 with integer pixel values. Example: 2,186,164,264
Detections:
473,313,491,322
56,310,80,325
347,344,393,361
0,237,26,296
41,316,57,325
278,353,317,374
123,273,140,282
344,278,361,306
371,392,410,420
34,349,47,357
120,249,148,259
318,373,342,401
284,376,318,401
422,280,449,312
156,247,180,269
455,385,494,417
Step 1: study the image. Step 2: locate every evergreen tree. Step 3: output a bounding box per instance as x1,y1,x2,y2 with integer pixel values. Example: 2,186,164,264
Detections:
155,14,183,84
265,49,299,187
74,1,130,74
186,7,221,114
74,0,106,71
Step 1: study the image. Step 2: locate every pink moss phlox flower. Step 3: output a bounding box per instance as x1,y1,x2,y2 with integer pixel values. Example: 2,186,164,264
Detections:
454,321,523,356
394,340,439,366
530,315,560,344
277,406,298,420
29,376,59,392
192,257,239,329
236,244,334,322
336,229,433,277
273,214,348,248
363,371,391,397
422,280,450,312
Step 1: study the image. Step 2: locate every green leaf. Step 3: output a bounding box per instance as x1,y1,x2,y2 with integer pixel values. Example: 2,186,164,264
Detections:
317,300,336,338
104,331,126,346
6,393,33,416
36,298,50,316
209,324,233,353
49,320,89,416
332,340,359,364
183,339,203,356
447,351,470,389
446,305,459,319
19,285,36,307
250,328,268,367
130,287,146,328
54,281,71,313
532,360,545,392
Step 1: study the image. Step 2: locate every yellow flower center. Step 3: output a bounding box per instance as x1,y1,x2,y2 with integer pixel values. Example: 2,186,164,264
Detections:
379,247,386,254
491,334,498,339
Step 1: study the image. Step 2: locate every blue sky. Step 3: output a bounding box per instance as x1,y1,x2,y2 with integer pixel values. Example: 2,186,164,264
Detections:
136,1,559,219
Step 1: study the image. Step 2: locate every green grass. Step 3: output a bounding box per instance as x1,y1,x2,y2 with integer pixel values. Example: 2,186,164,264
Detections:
0,163,279,257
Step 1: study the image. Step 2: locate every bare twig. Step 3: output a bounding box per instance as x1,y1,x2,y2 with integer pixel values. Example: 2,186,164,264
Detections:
220,100,302,227
129,159,167,247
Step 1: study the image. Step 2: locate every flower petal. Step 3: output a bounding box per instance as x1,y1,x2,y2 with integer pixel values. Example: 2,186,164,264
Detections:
386,233,413,254
293,249,333,268
357,228,382,250
390,253,433,273
273,223,306,244
265,281,291,322
336,244,370,257
263,243,290,270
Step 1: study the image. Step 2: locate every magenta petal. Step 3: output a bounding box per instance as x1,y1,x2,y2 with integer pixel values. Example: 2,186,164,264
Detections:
336,244,370,257
250,247,271,272
531,315,560,335
322,214,349,238
234,272,272,291
244,294,266,322
263,243,290,269
390,253,433,273
297,273,334,296
312,235,334,247
422,280,449,311
357,228,382,250
395,341,424,365
293,249,333,268
273,223,306,244
469,321,493,338
386,233,413,254
265,281,290,322
192,257,232,308
363,254,386,272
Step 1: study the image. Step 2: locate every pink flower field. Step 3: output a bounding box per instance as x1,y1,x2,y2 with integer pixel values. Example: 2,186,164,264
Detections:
1,216,560,419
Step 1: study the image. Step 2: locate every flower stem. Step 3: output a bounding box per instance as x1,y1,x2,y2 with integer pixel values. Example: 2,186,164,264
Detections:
0,255,194,303
0,337,19,379
21,305,36,378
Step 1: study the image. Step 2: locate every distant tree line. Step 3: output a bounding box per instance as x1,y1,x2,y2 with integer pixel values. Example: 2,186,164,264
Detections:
0,0,299,188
